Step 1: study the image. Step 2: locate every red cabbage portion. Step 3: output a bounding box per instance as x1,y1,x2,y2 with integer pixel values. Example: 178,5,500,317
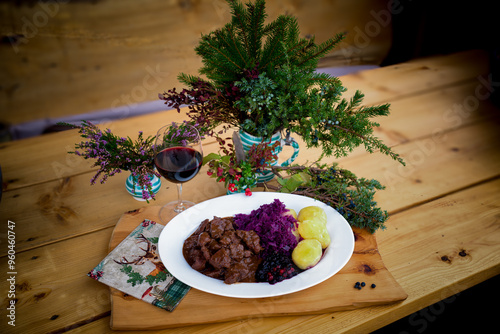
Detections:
234,199,298,257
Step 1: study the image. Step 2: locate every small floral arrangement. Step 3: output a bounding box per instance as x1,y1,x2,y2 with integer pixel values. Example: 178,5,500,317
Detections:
63,120,158,200
63,120,203,201
203,135,279,196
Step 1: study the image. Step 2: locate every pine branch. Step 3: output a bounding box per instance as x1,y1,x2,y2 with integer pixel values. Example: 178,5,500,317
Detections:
227,0,250,52
298,32,346,67
177,73,205,88
259,15,294,70
203,39,244,72
247,0,266,59
307,73,343,87
223,25,250,69
331,123,405,165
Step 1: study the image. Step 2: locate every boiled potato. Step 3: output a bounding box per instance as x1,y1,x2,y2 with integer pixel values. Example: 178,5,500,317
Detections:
292,239,323,270
297,206,327,224
298,218,331,248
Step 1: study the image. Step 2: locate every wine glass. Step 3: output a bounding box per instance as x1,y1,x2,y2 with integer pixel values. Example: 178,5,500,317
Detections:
153,122,203,223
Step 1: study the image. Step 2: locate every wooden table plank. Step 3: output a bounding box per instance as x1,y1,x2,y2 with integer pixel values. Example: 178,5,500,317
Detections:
0,0,392,125
0,226,115,334
338,49,490,105
0,109,192,191
340,119,500,213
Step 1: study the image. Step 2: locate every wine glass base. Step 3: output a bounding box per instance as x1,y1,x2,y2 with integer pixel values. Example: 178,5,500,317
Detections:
158,200,196,224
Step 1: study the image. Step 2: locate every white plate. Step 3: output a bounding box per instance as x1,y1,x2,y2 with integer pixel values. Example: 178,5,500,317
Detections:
158,192,354,298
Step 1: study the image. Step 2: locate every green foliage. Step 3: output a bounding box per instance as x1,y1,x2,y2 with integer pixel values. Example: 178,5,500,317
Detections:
190,0,345,88
164,0,403,164
234,72,277,137
159,0,407,232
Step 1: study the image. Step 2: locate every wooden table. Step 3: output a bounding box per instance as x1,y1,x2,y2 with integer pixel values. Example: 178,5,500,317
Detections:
1,50,499,333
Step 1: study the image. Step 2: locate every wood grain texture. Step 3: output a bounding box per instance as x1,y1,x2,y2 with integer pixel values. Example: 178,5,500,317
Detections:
0,0,391,125
108,206,406,330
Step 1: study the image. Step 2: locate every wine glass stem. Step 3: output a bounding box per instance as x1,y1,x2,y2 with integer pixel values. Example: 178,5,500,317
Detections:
174,183,185,213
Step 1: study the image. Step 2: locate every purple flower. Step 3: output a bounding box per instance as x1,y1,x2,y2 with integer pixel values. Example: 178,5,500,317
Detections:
69,120,161,200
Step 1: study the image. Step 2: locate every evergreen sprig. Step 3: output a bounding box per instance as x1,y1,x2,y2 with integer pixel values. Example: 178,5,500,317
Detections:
268,163,388,233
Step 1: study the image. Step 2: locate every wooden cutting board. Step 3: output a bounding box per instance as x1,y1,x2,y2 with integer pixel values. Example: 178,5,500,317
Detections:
108,206,407,330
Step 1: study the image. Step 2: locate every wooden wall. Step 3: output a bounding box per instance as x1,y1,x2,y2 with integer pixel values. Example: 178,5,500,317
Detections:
0,0,392,127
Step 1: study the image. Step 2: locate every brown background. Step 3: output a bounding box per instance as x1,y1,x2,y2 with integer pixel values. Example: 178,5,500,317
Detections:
0,0,496,135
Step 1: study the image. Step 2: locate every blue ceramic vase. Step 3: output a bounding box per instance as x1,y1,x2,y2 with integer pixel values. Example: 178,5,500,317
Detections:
125,172,161,201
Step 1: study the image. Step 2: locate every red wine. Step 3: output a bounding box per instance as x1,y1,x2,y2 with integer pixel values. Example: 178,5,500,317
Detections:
154,147,203,183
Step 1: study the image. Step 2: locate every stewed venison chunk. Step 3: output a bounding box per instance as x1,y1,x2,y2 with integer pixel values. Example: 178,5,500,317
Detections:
183,216,263,284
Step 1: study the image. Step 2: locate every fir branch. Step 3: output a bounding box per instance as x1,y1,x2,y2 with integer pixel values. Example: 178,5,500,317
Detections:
247,0,266,59
259,15,295,70
200,41,244,75
298,32,346,67
223,25,250,69
306,73,343,87
227,0,250,53
177,73,204,88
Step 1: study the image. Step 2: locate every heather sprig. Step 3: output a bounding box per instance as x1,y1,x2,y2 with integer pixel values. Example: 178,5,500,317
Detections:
160,120,206,146
63,120,158,201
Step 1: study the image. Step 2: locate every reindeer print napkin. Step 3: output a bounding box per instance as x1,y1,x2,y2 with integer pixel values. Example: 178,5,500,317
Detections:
88,219,190,311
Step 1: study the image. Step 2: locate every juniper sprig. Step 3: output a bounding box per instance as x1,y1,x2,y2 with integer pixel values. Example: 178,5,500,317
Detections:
268,163,388,233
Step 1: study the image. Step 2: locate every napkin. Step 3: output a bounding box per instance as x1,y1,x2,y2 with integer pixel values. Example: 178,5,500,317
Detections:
88,219,190,311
